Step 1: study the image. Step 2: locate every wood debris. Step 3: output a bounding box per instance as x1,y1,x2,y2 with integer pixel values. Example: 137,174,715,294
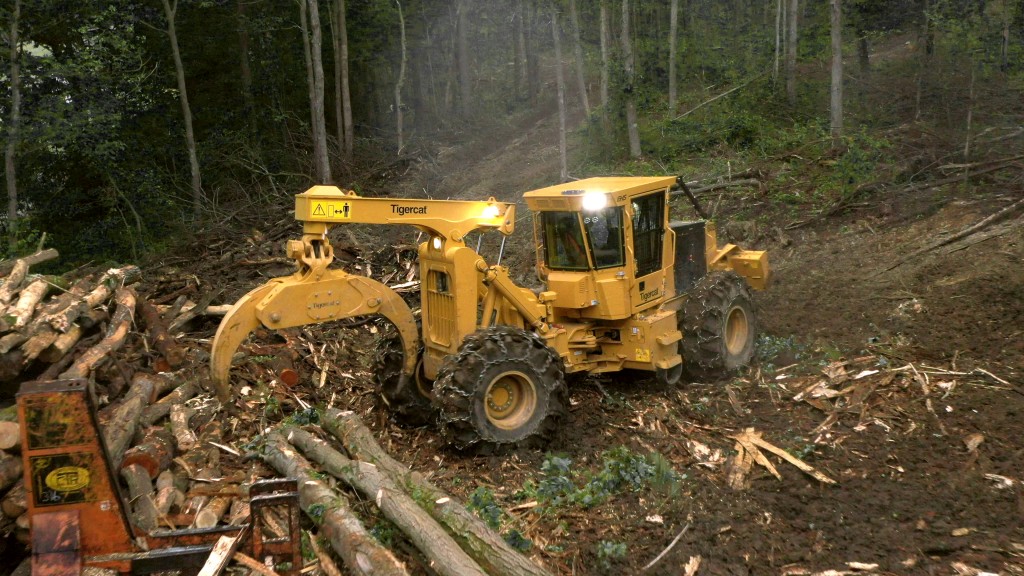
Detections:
727,428,836,490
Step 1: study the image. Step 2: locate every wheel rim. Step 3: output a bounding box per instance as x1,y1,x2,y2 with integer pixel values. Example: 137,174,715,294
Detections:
484,371,537,430
414,358,433,398
724,305,750,356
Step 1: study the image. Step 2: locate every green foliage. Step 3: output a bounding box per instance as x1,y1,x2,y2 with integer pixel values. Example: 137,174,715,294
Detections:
595,540,627,571
287,407,321,426
369,519,398,546
307,503,327,526
502,529,533,552
466,486,505,531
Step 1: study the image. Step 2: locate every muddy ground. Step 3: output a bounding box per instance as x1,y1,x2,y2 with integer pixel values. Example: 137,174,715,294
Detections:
159,95,1024,576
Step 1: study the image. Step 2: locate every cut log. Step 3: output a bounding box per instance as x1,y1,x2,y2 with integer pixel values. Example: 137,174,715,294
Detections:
46,266,139,334
261,432,408,576
194,495,232,529
1,479,26,518
121,427,175,479
0,260,28,306
170,405,198,451
100,394,147,469
137,298,186,369
197,532,245,576
60,286,137,380
0,421,20,451
0,450,23,493
141,380,199,427
154,485,183,517
167,290,220,334
121,463,158,532
8,277,50,329
282,428,488,576
0,350,24,382
321,408,552,576
0,333,27,354
37,332,100,380
0,248,59,277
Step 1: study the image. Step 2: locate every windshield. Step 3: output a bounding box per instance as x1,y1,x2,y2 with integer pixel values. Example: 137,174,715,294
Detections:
542,212,589,270
583,207,625,269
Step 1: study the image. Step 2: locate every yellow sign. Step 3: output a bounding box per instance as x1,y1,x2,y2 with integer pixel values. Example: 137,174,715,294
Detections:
45,466,90,492
311,201,352,220
635,348,651,362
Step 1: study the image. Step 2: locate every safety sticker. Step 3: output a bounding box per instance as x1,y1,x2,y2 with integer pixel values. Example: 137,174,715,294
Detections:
311,201,352,220
635,348,651,362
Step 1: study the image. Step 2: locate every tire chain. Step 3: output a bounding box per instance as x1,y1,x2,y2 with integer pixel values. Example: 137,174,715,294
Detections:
682,271,757,377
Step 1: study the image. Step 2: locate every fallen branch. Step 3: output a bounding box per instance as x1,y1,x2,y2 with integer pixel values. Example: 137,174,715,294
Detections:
641,523,690,572
0,248,58,278
59,286,137,380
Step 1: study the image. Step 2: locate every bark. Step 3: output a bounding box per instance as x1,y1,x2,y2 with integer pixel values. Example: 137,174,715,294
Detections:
0,421,18,451
194,495,232,528
599,1,610,112
829,0,843,148
514,0,527,99
321,409,552,576
121,463,158,532
38,331,98,379
0,450,22,495
261,433,409,576
568,0,589,115
774,0,783,81
456,0,472,116
121,427,175,479
45,266,139,334
5,0,21,249
0,248,58,278
394,0,407,153
59,286,136,380
668,0,679,115
621,0,641,158
0,450,19,495
37,324,84,364
101,394,147,469
308,0,332,183
1,479,26,518
9,277,49,329
161,0,203,220
553,10,568,183
0,260,27,306
785,0,799,106
170,404,198,451
137,298,185,368
141,380,200,427
284,428,489,576
858,36,869,73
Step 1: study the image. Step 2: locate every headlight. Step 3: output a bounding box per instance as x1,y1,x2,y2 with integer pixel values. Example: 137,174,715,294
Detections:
582,192,608,211
431,236,443,250
482,204,501,219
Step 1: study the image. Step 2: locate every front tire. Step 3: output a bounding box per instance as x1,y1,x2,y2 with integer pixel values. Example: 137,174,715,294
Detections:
682,271,757,381
433,326,567,450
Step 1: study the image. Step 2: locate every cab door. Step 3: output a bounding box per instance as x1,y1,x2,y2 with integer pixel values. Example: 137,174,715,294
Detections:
628,191,673,313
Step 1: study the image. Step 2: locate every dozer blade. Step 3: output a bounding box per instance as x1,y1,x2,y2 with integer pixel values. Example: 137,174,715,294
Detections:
210,270,419,401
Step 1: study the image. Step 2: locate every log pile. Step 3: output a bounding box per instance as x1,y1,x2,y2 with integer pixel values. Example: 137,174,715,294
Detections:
0,247,548,576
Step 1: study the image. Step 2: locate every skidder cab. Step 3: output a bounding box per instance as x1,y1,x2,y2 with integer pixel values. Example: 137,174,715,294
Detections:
210,177,770,450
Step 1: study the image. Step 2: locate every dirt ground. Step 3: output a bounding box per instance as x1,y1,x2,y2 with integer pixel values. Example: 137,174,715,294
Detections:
165,96,1024,576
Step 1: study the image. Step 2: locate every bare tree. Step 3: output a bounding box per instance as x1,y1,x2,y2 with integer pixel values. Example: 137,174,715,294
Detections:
513,0,526,99
599,0,610,113
621,0,641,158
567,0,589,116
5,0,20,249
829,0,843,148
553,9,568,182
456,0,471,116
237,0,254,113
668,0,679,115
785,0,799,106
161,0,203,220
394,0,407,153
773,0,783,81
333,0,354,163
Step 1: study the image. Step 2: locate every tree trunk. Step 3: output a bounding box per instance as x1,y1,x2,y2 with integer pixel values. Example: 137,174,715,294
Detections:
140,380,200,427
785,0,799,106
320,409,553,576
568,0,590,115
8,277,48,329
829,0,843,148
857,36,869,73
668,0,679,115
5,0,21,250
0,248,58,278
336,0,354,163
774,0,783,81
525,2,539,102
456,0,472,117
161,0,203,220
621,0,641,158
514,0,527,100
284,428,490,576
303,0,331,183
553,10,568,182
395,0,407,154
237,0,254,113
261,433,409,576
137,298,186,369
599,1,610,113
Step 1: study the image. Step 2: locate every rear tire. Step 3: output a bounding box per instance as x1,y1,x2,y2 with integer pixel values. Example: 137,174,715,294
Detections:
433,326,567,450
375,325,436,426
682,271,757,381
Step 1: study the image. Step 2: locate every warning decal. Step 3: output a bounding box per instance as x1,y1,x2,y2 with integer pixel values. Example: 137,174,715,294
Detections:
311,201,352,220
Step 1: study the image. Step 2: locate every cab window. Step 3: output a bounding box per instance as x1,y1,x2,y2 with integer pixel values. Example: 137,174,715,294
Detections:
583,206,624,269
631,193,664,277
542,212,589,270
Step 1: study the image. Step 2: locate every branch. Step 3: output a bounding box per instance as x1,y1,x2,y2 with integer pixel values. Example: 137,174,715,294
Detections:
672,70,768,121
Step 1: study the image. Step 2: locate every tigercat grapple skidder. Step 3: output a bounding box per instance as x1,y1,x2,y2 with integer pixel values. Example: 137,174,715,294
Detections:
211,176,770,449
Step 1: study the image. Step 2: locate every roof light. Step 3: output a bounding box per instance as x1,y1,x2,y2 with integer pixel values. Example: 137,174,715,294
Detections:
431,236,443,251
582,191,609,211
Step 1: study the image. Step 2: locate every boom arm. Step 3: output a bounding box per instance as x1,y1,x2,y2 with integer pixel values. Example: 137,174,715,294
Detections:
210,187,517,401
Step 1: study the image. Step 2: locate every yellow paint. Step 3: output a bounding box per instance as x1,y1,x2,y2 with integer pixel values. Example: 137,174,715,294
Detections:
635,348,652,362
46,466,90,492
